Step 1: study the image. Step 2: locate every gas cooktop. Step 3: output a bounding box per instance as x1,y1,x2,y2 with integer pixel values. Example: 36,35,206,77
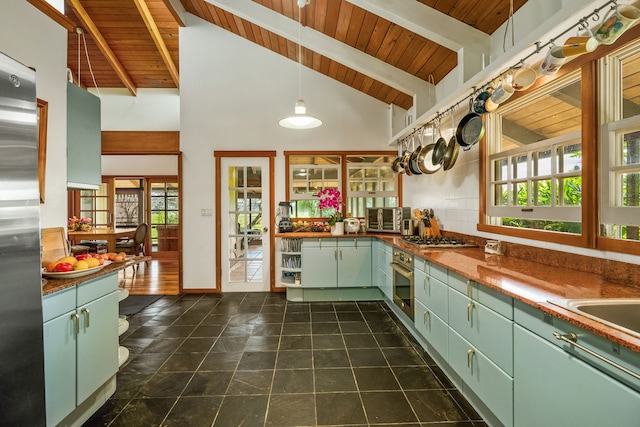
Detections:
401,236,478,248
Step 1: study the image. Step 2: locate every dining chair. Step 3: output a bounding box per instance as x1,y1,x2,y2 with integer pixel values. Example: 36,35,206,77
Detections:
116,223,148,257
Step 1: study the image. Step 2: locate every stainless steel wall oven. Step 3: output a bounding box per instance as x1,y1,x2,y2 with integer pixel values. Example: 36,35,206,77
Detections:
390,248,414,320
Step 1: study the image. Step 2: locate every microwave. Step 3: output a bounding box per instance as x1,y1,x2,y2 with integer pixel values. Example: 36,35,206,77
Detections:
365,207,412,233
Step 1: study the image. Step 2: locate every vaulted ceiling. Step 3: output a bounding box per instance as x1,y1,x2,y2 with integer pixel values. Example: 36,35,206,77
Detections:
47,0,528,110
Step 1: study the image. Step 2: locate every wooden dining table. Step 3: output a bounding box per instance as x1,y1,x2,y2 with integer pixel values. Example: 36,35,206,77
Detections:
68,227,138,253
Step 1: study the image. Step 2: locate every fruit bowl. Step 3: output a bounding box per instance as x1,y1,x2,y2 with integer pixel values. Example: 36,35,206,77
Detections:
42,261,111,279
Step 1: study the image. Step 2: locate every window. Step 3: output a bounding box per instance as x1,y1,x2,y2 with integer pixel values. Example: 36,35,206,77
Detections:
78,181,110,227
486,71,583,234
286,152,399,219
151,180,180,252
346,155,398,217
600,41,640,243
115,179,144,227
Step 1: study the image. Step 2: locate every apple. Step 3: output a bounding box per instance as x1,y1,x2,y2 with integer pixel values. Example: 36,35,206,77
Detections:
54,262,73,272
76,254,90,261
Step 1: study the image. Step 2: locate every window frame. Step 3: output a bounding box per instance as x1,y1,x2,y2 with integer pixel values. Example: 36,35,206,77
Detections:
284,151,401,220
480,24,640,255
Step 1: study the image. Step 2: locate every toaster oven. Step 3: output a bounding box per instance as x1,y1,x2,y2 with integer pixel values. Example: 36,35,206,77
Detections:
365,207,412,233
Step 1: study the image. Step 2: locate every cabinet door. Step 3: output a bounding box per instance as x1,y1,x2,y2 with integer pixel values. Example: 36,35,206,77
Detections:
43,312,77,427
338,245,372,287
66,82,101,189
514,325,640,427
76,291,119,403
301,245,338,288
414,269,448,321
414,299,448,360
449,328,514,427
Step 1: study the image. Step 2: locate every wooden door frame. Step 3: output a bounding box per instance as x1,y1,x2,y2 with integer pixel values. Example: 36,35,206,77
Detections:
214,151,277,293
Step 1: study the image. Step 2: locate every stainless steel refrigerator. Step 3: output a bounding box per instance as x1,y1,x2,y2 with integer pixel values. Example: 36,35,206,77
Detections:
0,51,46,425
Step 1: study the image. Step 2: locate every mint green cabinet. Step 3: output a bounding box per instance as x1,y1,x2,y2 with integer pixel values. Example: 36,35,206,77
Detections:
414,265,448,321
337,238,371,287
301,238,372,288
414,299,449,359
514,324,640,427
301,239,338,288
67,82,101,190
42,274,118,426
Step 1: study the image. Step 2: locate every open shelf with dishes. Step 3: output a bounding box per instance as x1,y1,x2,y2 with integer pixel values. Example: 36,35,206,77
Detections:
277,238,302,287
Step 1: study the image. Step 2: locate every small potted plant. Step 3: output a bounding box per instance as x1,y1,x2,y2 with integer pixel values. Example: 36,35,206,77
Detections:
317,188,344,235
68,216,92,231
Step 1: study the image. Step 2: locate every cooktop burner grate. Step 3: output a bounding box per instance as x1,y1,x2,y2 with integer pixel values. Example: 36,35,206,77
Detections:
401,236,478,248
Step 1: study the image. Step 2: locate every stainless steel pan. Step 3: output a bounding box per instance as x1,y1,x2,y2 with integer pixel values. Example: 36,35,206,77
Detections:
432,116,447,165
456,97,484,150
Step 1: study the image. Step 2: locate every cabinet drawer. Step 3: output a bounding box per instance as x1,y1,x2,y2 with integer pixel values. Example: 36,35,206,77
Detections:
42,287,76,322
413,257,448,284
77,273,118,306
302,238,336,248
448,271,513,319
414,299,448,360
338,237,371,247
448,288,513,375
449,328,513,427
414,269,448,321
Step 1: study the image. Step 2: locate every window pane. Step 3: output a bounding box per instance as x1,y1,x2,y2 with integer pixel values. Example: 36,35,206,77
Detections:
350,182,363,192
621,52,640,119
292,168,308,178
230,167,244,187
380,166,393,178
364,168,378,178
365,182,377,192
532,179,552,206
558,176,582,206
494,158,508,181
324,169,338,180
620,172,640,206
512,155,527,179
623,131,640,166
308,168,323,179
350,168,364,179
531,148,552,177
514,181,528,206
381,180,395,192
246,167,261,188
557,144,582,173
494,184,508,206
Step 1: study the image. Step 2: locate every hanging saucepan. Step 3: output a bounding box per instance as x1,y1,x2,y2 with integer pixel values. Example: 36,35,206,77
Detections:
391,143,405,174
409,132,424,175
417,122,442,174
456,97,485,151
443,109,460,171
432,115,448,165
398,140,412,172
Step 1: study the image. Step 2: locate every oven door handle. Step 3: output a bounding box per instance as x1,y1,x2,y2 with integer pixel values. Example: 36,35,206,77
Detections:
390,262,413,279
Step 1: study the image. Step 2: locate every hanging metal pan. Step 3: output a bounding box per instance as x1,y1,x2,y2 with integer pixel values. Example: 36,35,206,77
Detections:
391,143,405,174
432,116,447,165
409,133,423,175
419,144,442,174
456,97,485,150
443,112,460,171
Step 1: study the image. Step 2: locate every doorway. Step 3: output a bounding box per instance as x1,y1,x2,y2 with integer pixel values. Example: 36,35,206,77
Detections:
216,152,275,292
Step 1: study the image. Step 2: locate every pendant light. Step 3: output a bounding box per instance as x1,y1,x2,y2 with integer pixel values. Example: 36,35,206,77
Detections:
279,0,322,129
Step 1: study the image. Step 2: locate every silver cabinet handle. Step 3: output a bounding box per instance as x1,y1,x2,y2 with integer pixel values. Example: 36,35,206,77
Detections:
466,279,472,297
71,313,80,335
424,276,429,293
340,249,343,260
334,248,337,261
354,238,357,249
424,259,427,272
553,332,640,381
467,302,475,322
467,348,475,369
423,310,430,324
81,308,90,328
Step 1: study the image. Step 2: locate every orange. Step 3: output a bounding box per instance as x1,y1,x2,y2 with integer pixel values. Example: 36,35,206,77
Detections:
45,261,58,272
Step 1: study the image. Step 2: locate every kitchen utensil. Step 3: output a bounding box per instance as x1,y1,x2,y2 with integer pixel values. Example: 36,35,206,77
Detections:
416,123,434,174
418,144,442,174
409,133,423,175
511,66,537,91
432,116,447,166
456,97,485,150
443,112,460,171
398,141,412,171
392,143,405,174
473,88,492,114
344,218,360,233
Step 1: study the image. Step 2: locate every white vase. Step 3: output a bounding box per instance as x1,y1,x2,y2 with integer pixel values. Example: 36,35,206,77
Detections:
331,222,344,236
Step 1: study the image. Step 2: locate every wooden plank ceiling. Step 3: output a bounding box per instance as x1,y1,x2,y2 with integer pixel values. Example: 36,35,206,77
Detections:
61,0,526,109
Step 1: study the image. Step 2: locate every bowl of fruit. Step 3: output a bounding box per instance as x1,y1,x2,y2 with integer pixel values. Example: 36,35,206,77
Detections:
43,253,112,279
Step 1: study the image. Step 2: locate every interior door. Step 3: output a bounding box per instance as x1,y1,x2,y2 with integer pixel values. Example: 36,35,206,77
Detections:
220,157,271,292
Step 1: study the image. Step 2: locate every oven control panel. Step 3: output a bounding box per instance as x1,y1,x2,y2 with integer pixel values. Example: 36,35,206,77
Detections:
393,250,413,269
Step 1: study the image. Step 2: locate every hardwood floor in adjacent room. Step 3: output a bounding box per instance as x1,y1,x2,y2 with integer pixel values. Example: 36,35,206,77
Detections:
120,259,180,295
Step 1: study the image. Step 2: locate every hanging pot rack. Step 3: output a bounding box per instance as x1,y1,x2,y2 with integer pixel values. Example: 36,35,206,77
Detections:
395,0,621,148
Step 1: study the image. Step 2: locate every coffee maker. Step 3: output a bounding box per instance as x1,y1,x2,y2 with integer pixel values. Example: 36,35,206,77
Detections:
277,201,293,232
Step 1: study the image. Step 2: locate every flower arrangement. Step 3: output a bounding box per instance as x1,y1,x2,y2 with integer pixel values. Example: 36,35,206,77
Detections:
68,216,92,231
317,188,344,226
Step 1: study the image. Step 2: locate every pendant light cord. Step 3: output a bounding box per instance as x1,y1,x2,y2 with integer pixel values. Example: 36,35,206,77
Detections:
297,8,302,100
75,27,101,97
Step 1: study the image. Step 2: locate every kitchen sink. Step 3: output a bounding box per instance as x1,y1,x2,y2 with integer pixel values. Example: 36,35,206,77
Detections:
548,298,640,339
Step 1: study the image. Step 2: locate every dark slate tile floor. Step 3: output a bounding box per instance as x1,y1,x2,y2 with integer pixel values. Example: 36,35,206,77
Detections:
83,293,487,427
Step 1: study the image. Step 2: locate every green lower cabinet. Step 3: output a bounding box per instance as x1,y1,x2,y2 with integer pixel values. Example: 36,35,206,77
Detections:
449,328,514,427
43,310,77,427
301,238,371,288
514,324,640,427
414,299,448,360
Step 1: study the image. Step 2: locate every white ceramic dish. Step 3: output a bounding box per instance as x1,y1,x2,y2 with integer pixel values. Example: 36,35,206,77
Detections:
43,260,112,279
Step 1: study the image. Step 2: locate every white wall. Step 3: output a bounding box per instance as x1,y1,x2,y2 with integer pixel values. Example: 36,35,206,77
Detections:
0,1,68,229
93,88,180,131
179,15,390,289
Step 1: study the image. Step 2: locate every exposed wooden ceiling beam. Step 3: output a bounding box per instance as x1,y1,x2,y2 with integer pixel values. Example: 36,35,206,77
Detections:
133,0,180,88
205,0,431,100
27,0,75,31
162,0,187,27
65,0,137,96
